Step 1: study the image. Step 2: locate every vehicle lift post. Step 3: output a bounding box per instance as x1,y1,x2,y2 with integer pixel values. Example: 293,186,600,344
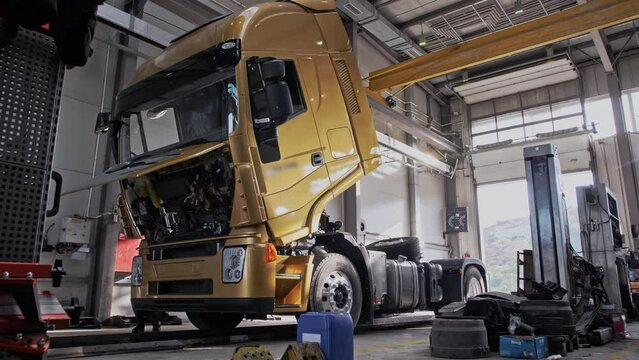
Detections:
524,144,573,299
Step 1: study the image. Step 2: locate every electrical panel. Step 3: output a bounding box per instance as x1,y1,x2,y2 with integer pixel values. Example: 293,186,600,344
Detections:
58,217,92,245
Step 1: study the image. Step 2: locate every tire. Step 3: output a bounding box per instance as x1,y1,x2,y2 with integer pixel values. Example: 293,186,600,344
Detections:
186,312,244,330
463,266,485,301
309,253,362,326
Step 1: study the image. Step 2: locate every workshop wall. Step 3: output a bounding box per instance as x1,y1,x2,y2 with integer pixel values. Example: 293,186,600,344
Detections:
39,23,120,312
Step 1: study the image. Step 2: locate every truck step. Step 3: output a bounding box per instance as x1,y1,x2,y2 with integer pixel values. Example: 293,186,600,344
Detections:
276,273,302,280
274,304,302,309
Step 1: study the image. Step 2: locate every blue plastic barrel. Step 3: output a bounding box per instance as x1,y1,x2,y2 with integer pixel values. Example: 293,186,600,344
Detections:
297,312,354,360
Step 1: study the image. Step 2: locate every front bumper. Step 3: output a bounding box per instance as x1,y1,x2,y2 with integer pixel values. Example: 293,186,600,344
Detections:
131,297,274,314
131,236,276,314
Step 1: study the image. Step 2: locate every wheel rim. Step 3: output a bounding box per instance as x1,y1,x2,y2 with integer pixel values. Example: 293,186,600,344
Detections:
466,277,483,299
317,270,353,314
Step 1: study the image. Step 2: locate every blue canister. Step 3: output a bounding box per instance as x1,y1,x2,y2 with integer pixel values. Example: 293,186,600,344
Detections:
297,312,354,360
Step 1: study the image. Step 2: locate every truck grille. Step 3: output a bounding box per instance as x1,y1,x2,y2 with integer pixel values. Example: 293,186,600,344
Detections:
148,280,213,295
147,241,223,261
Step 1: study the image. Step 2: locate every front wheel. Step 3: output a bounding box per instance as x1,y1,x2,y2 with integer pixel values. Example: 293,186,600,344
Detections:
463,266,485,301
309,253,362,326
186,312,244,330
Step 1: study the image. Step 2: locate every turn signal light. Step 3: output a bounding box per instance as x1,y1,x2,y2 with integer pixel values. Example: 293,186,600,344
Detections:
265,243,277,262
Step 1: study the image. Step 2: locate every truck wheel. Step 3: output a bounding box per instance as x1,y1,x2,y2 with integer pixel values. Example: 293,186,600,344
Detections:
463,266,485,300
186,312,244,330
309,253,362,326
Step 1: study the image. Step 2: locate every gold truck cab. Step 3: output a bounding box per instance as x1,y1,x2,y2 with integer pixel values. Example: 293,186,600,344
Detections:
103,1,382,328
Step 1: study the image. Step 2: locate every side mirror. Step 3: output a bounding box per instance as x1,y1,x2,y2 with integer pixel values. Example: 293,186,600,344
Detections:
95,112,114,134
261,60,294,125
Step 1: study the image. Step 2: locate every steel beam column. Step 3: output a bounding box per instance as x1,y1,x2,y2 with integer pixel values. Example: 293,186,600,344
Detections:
577,0,614,72
368,0,639,91
524,144,571,299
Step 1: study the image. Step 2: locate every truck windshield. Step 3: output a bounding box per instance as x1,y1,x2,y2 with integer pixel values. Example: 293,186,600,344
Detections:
119,70,238,163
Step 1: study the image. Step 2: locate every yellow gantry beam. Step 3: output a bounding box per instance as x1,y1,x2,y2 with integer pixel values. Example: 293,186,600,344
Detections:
367,0,639,92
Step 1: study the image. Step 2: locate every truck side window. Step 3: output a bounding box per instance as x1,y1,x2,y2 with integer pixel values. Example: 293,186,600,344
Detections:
247,57,306,163
283,61,305,116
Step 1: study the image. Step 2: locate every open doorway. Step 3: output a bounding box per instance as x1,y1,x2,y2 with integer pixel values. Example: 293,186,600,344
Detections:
476,171,593,293
477,180,532,293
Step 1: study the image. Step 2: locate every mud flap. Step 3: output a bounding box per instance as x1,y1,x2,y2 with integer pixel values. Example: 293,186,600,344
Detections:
429,258,486,304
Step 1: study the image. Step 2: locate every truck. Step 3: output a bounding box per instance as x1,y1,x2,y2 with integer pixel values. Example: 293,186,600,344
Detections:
90,0,487,329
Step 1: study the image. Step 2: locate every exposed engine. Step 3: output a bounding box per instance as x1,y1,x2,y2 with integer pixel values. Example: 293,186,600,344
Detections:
124,149,234,244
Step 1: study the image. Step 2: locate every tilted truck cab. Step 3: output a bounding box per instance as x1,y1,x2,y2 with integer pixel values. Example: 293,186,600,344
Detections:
97,0,486,329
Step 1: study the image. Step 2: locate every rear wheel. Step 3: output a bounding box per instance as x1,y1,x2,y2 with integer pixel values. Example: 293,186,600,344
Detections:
309,253,362,326
186,312,244,330
463,266,485,301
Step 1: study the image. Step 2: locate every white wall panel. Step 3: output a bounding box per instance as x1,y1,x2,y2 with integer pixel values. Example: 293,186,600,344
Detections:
548,79,580,101
430,96,441,126
40,25,120,313
494,94,521,114
325,193,344,222
360,150,410,241
356,34,393,79
581,63,609,98
470,100,495,119
521,87,549,108
417,172,447,259
618,55,639,91
472,134,592,184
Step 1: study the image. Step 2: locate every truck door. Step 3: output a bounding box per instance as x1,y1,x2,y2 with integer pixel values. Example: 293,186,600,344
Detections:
246,56,330,241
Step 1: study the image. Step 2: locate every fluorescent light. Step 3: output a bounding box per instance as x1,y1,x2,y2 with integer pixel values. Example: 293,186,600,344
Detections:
514,0,524,14
453,56,578,104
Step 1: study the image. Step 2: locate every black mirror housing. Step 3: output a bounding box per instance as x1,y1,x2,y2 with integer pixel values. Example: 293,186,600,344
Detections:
264,82,294,124
95,112,113,134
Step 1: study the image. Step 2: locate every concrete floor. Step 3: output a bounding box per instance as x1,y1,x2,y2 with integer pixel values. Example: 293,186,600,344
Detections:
74,321,639,360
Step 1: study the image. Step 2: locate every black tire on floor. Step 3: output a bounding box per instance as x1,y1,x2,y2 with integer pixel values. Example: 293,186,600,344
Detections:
309,253,362,326
463,266,485,301
186,312,244,330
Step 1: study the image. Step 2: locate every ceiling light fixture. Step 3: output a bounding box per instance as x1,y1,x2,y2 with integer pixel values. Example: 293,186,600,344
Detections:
514,0,524,14
419,23,427,47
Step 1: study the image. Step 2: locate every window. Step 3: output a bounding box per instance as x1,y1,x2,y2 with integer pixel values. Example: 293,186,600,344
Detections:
247,58,306,163
554,115,584,131
622,89,639,132
525,121,553,137
471,95,585,148
477,180,532,292
499,127,524,142
496,112,523,128
472,117,497,134
471,118,498,146
552,99,581,118
585,96,616,139
496,113,523,141
524,105,551,124
473,132,499,146
122,72,238,161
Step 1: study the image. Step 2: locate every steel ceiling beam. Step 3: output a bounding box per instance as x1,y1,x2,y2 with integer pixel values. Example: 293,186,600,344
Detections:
368,0,639,92
577,0,614,72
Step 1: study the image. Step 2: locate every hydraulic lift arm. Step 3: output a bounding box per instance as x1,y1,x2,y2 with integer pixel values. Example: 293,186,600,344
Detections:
366,0,639,92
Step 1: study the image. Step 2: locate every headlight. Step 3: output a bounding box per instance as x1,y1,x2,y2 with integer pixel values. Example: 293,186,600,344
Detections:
222,247,246,283
131,256,143,286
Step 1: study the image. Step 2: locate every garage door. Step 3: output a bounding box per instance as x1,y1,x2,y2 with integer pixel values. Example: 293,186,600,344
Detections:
472,134,592,184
